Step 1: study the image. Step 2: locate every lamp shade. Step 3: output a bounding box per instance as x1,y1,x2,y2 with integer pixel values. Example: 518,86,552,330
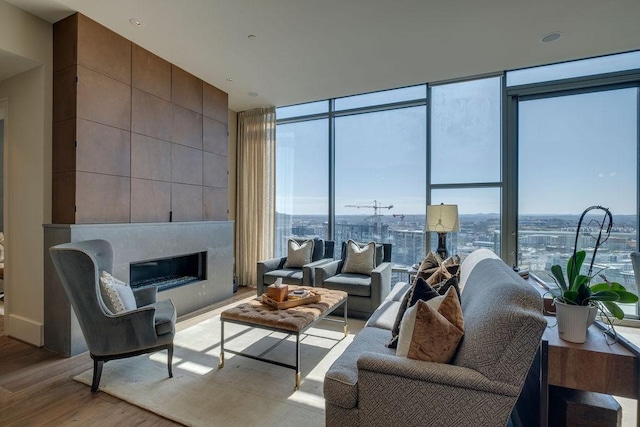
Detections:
427,204,460,233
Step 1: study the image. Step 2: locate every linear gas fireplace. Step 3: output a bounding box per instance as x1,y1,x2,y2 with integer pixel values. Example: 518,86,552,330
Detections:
130,252,207,292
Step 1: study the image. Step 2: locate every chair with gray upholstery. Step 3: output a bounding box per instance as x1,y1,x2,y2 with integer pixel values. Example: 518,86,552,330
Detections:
49,239,176,392
632,252,640,296
315,241,392,319
257,238,335,296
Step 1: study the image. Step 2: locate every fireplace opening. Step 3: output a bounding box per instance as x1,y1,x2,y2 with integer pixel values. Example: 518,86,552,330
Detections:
130,252,207,292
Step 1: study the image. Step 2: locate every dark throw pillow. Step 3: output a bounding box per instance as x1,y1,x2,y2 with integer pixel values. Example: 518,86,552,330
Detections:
387,277,439,349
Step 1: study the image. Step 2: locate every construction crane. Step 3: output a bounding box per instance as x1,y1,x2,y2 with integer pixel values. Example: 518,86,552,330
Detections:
393,213,406,226
345,200,393,235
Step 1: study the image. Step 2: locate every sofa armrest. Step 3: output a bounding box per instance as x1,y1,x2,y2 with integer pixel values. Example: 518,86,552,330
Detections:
356,352,520,426
302,257,334,286
370,261,392,309
256,256,287,295
314,259,343,287
133,286,158,307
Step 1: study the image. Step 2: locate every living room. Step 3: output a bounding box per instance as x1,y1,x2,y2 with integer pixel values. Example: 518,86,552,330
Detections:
1,1,640,426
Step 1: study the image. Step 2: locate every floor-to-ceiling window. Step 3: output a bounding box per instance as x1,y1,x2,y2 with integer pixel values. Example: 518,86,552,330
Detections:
509,51,640,317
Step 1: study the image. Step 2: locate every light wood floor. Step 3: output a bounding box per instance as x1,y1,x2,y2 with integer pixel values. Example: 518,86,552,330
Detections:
0,287,254,427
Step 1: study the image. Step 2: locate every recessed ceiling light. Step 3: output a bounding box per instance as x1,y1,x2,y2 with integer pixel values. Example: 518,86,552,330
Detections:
248,34,257,40
129,18,144,27
540,31,562,43
248,91,259,97
226,78,234,82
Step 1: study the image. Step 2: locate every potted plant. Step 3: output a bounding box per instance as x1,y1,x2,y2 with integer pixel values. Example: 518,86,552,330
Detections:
549,206,638,343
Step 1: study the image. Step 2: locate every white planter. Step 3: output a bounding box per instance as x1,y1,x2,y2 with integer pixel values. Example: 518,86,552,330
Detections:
554,300,598,344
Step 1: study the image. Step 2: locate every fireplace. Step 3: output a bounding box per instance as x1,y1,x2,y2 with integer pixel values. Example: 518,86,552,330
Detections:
130,252,207,292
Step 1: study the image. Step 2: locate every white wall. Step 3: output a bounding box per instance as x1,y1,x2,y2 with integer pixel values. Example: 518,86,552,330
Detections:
0,0,52,345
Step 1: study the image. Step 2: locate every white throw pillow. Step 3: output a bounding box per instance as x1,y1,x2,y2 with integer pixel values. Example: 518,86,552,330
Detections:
283,239,314,268
99,271,137,314
342,240,376,275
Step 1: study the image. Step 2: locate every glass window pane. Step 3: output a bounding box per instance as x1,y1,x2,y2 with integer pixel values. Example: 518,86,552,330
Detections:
430,77,501,184
335,106,426,268
518,88,638,316
430,188,501,258
275,119,329,256
276,100,329,120
507,50,640,87
335,85,426,111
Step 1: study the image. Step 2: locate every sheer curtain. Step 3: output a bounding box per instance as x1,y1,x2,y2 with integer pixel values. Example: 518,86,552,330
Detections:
235,107,276,288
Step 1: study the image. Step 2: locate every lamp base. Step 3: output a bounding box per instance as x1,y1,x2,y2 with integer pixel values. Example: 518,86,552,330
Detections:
436,232,448,260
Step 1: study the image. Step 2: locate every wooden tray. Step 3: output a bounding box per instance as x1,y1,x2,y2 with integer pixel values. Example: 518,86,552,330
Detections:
261,292,321,309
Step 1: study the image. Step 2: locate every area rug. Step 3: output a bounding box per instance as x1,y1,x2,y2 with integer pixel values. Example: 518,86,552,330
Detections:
74,297,364,426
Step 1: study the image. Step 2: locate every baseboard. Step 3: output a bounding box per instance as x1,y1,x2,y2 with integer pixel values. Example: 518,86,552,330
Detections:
7,313,43,346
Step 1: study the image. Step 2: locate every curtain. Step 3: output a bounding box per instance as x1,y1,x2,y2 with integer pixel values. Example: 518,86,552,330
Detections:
235,106,276,288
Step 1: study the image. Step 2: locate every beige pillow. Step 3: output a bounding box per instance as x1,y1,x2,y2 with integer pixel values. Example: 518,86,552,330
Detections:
284,239,314,268
342,240,376,275
426,264,452,287
99,271,137,314
396,287,464,363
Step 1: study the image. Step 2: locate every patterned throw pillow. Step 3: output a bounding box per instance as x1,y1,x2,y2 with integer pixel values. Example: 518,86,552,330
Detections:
99,271,137,314
387,277,439,348
283,239,315,268
396,286,464,363
342,240,376,275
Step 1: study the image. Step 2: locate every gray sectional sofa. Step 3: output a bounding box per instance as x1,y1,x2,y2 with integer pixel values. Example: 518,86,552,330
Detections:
324,249,547,427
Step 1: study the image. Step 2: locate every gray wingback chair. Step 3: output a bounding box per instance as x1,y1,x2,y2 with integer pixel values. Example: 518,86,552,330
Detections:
49,239,176,392
256,238,335,296
315,242,392,319
631,252,640,295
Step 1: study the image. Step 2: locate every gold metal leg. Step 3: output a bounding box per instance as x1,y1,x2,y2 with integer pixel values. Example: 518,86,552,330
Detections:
295,372,301,391
218,352,224,369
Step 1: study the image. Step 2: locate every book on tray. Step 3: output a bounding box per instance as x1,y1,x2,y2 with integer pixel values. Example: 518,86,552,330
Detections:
288,289,310,300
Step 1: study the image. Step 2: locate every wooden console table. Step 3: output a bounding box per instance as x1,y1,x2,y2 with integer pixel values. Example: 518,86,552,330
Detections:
530,277,640,426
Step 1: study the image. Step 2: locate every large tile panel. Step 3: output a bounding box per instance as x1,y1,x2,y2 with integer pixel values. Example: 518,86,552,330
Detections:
203,82,228,123
172,143,202,185
203,116,228,155
131,179,171,223
52,172,76,224
171,65,202,114
76,119,130,176
171,104,203,149
131,133,172,182
53,66,77,123
203,187,229,221
53,13,77,73
132,44,171,101
171,183,203,222
203,152,228,188
77,14,131,85
53,118,76,173
77,66,131,130
76,172,130,223
131,88,172,141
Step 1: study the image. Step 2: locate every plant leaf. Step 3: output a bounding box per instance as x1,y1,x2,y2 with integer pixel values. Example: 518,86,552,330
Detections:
570,274,590,293
562,290,580,304
567,251,586,286
588,290,620,302
602,301,625,320
550,265,567,291
590,282,626,293
616,291,639,304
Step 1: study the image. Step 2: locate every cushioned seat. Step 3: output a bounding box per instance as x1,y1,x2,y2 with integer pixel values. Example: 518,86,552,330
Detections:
257,238,334,295
49,239,176,392
315,241,392,319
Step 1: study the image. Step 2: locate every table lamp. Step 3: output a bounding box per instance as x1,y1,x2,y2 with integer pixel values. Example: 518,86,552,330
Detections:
427,203,460,259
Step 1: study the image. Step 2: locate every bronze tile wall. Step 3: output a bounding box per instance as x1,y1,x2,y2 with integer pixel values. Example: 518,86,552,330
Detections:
52,13,229,224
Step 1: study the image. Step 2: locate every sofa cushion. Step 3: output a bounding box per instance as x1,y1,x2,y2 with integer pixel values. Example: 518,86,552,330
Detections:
324,326,395,409
366,283,411,329
324,273,372,296
284,239,314,268
396,287,464,362
263,269,304,285
387,277,439,348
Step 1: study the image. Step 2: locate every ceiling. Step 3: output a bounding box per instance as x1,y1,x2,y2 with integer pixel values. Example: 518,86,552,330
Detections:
5,0,640,112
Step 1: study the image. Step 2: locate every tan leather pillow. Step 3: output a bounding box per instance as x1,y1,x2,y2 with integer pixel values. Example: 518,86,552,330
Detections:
426,264,452,286
396,287,464,363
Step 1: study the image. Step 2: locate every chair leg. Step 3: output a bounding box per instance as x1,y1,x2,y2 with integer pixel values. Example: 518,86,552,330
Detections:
91,359,104,393
167,344,174,378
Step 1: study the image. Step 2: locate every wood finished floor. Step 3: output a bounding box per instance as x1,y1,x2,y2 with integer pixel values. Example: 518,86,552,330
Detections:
0,287,254,426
